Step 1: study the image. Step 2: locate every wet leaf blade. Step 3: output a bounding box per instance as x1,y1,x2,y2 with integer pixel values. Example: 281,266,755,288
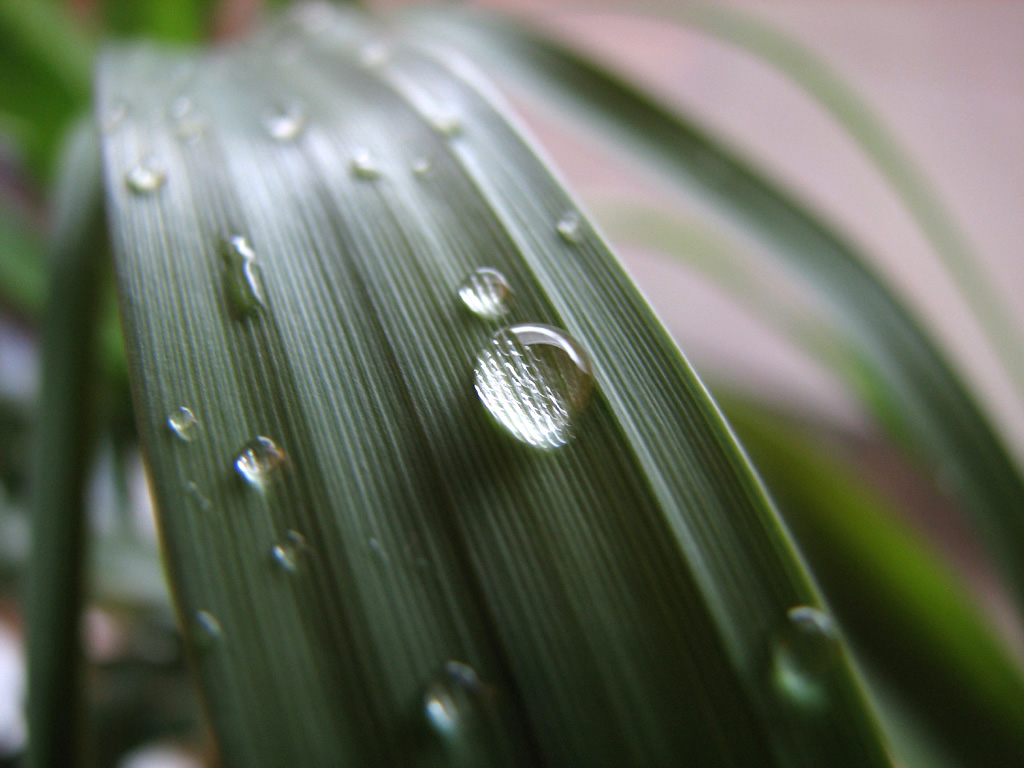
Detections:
417,9,1024,615
98,8,891,767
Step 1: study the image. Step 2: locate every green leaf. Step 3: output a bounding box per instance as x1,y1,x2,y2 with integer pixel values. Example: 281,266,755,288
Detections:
723,396,1024,766
94,7,890,766
100,0,216,43
418,9,1024,616
27,120,108,768
668,4,1024,404
0,0,94,175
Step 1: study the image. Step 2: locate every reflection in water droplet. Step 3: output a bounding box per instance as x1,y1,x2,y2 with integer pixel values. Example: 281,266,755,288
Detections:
458,268,512,319
185,481,211,512
350,148,380,179
234,436,286,488
286,529,307,548
125,162,166,195
411,158,431,176
220,236,265,317
475,324,594,448
424,660,486,737
772,606,841,709
271,543,298,573
193,610,222,647
167,406,199,441
264,104,307,142
556,211,582,244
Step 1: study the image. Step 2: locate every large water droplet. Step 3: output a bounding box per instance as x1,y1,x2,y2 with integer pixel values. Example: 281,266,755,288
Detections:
424,660,487,737
772,606,841,709
234,436,286,488
125,161,166,195
555,211,582,244
193,610,223,647
264,104,307,142
167,406,199,441
220,236,265,317
350,148,380,180
474,324,594,448
458,268,512,319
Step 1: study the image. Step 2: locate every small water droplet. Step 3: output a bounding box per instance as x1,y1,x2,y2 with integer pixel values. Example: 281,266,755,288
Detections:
271,543,299,573
429,109,462,137
185,481,211,512
125,161,166,195
102,99,128,133
234,436,286,488
166,406,200,441
424,660,487,737
264,104,307,142
220,235,265,317
772,606,841,709
350,148,380,179
411,157,431,176
458,268,512,319
359,42,390,68
556,211,582,244
193,610,223,647
475,324,594,448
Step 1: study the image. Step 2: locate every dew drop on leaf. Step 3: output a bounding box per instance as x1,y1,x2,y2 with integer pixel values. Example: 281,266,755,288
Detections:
458,268,512,319
193,610,223,647
411,158,431,176
429,109,462,138
555,211,582,244
166,406,199,441
475,324,594,448
263,104,307,142
125,161,167,195
772,606,842,709
424,660,487,737
234,436,286,488
350,148,380,180
220,235,265,317
270,543,299,573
